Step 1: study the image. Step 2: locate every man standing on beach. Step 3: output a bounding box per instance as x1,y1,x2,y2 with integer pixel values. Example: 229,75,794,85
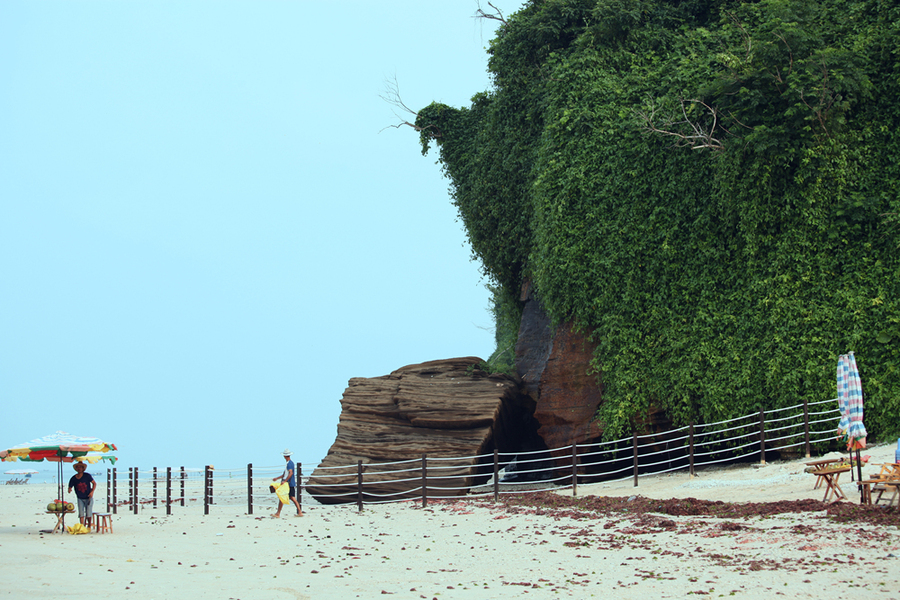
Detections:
67,462,97,528
272,449,302,518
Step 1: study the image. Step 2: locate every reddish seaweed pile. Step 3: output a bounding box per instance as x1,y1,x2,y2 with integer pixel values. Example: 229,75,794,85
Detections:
489,491,900,528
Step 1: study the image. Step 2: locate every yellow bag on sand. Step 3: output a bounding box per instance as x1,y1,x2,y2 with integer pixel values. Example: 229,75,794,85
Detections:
67,523,90,535
269,482,289,505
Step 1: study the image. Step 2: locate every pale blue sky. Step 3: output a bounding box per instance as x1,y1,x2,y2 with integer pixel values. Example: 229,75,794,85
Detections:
1,1,521,473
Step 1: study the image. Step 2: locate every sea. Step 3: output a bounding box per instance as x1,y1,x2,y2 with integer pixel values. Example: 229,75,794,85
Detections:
3,467,102,486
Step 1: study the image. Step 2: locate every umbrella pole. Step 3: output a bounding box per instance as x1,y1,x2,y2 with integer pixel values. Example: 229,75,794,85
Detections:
58,462,65,533
856,447,864,501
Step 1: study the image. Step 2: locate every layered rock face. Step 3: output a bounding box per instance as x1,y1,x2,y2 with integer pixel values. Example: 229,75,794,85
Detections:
516,284,672,460
515,285,603,451
306,358,524,504
534,322,604,449
310,288,674,503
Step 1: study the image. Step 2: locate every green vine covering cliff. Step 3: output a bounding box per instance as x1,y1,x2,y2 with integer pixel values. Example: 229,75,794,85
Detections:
417,0,900,441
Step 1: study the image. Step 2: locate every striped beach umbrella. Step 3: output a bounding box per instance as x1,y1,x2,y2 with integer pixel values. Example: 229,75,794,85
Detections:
1,431,117,529
837,352,867,496
0,431,117,463
836,353,867,450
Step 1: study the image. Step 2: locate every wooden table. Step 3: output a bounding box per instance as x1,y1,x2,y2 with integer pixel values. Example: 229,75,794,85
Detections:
45,510,75,534
811,466,851,502
806,459,842,489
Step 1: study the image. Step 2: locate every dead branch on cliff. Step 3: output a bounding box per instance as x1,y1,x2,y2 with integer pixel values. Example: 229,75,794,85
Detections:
379,75,442,139
637,98,726,151
474,1,508,26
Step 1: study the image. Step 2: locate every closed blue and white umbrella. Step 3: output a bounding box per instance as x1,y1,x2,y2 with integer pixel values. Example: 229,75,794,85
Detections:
837,352,867,450
837,352,867,495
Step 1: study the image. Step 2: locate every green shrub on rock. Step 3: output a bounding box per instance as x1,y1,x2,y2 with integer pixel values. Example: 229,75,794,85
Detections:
416,0,900,441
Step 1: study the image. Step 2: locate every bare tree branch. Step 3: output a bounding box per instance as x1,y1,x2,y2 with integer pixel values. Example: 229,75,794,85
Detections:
797,61,836,137
378,74,441,139
474,1,507,26
726,109,754,131
725,11,752,61
773,32,794,75
637,98,726,151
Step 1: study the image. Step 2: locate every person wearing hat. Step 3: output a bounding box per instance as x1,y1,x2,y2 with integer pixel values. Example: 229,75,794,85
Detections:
272,449,302,518
67,461,97,527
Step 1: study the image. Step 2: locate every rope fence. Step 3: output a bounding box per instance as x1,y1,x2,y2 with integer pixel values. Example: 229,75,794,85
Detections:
104,397,844,514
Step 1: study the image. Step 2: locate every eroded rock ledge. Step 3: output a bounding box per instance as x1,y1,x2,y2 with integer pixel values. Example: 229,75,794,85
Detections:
306,357,526,504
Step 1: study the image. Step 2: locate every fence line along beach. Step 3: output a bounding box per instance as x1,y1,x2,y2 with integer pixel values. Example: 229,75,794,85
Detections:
2,443,898,600
81,396,851,515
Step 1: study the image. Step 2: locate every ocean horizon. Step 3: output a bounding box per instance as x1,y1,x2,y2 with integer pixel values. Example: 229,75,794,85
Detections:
4,457,325,487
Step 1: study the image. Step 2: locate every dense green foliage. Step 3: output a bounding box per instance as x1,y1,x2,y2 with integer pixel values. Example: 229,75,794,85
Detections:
481,283,523,375
417,0,900,441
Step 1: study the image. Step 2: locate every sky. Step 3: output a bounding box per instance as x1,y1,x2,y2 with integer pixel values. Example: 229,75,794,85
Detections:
1,1,523,476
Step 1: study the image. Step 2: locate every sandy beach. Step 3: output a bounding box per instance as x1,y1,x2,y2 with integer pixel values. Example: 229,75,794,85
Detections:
2,444,899,600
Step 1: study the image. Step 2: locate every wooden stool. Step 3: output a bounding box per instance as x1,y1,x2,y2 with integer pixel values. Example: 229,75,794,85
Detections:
94,512,113,534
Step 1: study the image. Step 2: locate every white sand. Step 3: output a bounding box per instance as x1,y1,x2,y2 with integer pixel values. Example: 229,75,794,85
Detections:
2,444,898,600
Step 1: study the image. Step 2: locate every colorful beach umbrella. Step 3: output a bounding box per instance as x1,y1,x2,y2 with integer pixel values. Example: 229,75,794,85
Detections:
1,431,117,531
0,431,117,463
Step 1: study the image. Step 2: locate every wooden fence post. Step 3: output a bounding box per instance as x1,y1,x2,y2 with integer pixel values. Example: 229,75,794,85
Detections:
247,463,253,515
421,454,428,508
689,422,695,478
166,467,172,516
633,432,639,487
204,466,210,515
133,467,139,514
803,398,811,458
356,460,363,513
153,467,158,508
180,467,185,507
112,467,117,514
106,468,111,512
571,443,578,497
297,462,302,513
759,409,766,465
493,450,499,503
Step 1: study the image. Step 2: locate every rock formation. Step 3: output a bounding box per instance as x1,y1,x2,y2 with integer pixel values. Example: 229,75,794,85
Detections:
306,358,526,504
534,322,604,448
515,283,603,451
309,286,676,504
512,283,672,476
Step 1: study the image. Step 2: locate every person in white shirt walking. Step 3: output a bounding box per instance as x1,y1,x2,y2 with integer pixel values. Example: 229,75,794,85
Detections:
272,449,302,518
